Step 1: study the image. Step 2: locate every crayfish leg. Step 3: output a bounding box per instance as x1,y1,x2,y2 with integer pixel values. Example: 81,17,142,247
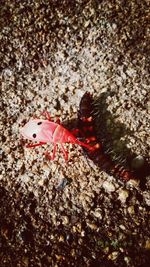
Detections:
26,142,46,148
51,144,57,160
60,144,68,161
85,136,96,143
76,140,97,151
45,144,57,160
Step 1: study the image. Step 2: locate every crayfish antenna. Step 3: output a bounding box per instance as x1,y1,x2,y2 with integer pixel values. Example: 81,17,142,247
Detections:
41,111,51,121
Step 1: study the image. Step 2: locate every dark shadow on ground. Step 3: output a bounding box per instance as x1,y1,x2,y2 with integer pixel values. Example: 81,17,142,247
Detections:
0,186,150,267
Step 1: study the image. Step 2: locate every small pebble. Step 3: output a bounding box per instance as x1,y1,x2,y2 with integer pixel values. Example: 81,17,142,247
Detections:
62,216,69,225
118,189,129,204
38,178,44,186
143,192,150,206
131,155,145,169
127,206,135,214
103,181,115,193
145,239,150,250
92,208,102,219
108,251,118,260
119,224,126,231
87,222,98,230
59,235,65,242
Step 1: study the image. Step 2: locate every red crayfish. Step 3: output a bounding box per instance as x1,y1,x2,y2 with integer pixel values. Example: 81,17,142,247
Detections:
20,111,94,160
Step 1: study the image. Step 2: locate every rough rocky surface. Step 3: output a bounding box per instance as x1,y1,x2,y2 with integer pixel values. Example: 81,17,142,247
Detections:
0,1,150,266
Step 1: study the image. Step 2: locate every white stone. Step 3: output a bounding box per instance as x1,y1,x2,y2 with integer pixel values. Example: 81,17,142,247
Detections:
102,181,115,193
118,189,129,204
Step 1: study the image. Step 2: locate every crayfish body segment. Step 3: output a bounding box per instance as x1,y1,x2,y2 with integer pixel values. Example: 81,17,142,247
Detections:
20,114,94,161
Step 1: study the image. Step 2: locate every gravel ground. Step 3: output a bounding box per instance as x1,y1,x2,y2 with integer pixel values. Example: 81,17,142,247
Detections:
0,1,150,266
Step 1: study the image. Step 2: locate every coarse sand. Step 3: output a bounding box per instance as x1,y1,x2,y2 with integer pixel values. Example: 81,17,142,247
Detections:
1,1,150,266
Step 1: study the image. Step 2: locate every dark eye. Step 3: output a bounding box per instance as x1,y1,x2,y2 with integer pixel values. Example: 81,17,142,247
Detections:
37,122,42,125
33,133,36,138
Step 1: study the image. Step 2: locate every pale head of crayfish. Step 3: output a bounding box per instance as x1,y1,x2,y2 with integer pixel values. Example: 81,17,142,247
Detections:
20,119,43,140
20,119,55,143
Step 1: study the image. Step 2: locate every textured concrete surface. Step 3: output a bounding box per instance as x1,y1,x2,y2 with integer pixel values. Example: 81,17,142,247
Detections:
0,1,150,266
